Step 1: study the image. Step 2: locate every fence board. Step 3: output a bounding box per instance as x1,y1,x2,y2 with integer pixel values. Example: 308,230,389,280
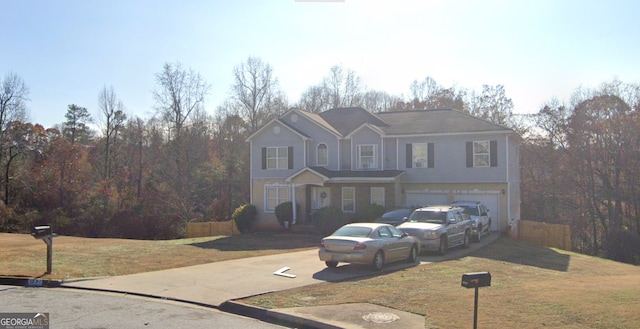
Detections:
186,221,239,238
518,220,571,251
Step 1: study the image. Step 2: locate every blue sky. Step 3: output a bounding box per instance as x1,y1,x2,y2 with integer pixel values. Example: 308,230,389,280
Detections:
2,0,639,128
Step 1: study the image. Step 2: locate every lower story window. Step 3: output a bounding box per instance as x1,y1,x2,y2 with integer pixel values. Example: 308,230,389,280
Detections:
371,187,385,207
265,185,289,212
342,187,355,213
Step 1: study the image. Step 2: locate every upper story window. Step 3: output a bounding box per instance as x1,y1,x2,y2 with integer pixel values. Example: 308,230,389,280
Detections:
317,143,328,166
473,141,490,167
406,143,434,168
357,144,377,169
466,141,497,168
413,143,428,168
262,146,293,170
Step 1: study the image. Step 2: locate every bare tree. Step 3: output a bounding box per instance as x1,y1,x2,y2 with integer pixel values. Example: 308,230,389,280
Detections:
152,62,210,206
98,86,127,179
232,57,279,133
323,65,363,109
298,84,329,113
153,62,210,138
0,72,30,204
362,90,403,113
409,76,440,109
470,84,514,126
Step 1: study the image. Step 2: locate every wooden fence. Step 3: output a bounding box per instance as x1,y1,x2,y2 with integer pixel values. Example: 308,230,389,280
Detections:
518,220,572,251
186,221,239,238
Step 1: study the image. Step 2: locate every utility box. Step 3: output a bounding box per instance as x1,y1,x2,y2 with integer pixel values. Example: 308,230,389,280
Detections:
31,225,52,239
461,272,491,288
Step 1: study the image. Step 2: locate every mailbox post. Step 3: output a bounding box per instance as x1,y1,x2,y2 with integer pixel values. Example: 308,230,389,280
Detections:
31,225,54,274
461,272,491,329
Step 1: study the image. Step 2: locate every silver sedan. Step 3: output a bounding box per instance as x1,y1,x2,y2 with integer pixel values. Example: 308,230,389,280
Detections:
318,223,420,271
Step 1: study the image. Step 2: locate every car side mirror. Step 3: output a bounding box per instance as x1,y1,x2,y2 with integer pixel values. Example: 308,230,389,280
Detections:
448,218,457,225
401,232,409,238
481,212,487,216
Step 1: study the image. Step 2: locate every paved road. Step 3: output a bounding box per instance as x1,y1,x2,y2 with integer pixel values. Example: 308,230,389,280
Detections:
0,285,288,329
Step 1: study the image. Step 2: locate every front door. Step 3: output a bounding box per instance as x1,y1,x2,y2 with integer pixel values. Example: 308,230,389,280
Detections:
312,187,331,211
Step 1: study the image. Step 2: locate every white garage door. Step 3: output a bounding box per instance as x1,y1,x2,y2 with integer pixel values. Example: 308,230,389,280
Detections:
453,194,500,231
406,192,448,208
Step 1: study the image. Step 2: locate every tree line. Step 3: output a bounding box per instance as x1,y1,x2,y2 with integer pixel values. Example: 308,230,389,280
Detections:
1,58,639,264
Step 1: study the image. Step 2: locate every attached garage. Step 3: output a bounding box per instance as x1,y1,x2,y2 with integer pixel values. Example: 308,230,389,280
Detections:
453,193,500,231
405,191,448,208
405,190,501,232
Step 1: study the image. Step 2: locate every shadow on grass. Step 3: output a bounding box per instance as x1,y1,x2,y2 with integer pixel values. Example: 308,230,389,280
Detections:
188,231,324,251
473,235,571,272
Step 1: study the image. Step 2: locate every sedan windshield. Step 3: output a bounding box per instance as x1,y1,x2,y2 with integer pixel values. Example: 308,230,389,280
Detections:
332,226,372,237
409,210,446,224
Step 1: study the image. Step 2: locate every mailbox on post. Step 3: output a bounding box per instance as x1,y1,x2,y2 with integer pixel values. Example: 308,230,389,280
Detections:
461,271,491,288
31,225,52,239
31,225,55,274
462,272,491,329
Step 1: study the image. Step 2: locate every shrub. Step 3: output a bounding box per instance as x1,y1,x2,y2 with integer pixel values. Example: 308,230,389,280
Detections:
274,202,300,229
232,204,257,233
312,206,349,236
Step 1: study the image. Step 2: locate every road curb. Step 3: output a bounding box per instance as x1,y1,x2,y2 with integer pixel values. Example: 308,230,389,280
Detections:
0,277,62,288
220,300,342,329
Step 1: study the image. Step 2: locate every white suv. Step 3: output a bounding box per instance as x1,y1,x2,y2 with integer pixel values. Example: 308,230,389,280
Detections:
450,201,491,242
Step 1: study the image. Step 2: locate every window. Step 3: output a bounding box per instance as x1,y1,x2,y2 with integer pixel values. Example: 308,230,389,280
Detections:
358,145,377,169
342,187,355,213
412,143,428,168
466,141,497,168
473,141,490,167
371,187,385,207
317,143,328,166
406,143,434,168
266,147,288,169
265,185,289,212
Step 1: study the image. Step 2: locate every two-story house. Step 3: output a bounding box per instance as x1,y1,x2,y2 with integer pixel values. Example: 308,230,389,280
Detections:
246,107,521,234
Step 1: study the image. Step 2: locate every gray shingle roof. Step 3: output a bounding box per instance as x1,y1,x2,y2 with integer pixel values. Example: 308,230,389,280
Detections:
318,107,389,136
310,107,514,137
376,109,514,135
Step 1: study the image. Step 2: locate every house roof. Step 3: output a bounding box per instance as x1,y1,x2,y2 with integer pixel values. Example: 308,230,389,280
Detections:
314,107,514,137
376,109,515,136
318,107,389,136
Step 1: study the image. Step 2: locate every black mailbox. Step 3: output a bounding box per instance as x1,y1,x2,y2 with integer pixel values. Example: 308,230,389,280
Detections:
31,225,52,239
461,272,491,288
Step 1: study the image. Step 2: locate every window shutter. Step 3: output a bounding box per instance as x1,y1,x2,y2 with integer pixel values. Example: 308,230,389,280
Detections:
466,142,473,167
262,147,266,169
406,144,412,168
490,140,498,167
288,146,294,169
428,143,434,168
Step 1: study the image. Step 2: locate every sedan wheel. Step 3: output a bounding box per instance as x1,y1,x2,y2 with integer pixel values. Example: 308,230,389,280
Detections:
406,245,418,263
372,251,385,271
325,261,338,268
